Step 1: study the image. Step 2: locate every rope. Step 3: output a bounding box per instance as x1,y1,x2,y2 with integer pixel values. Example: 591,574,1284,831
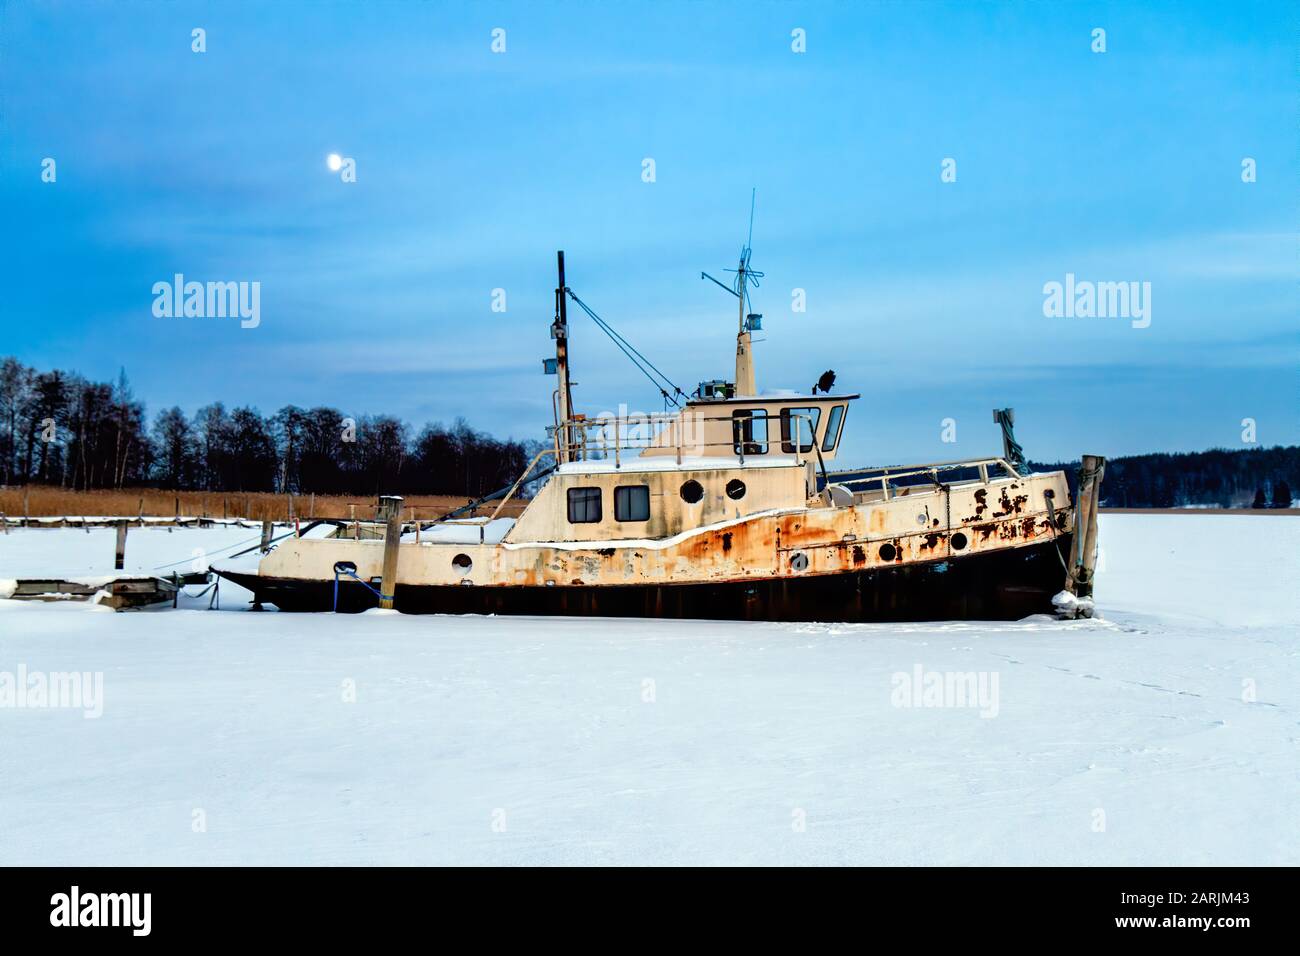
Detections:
333,565,391,612
565,290,687,407
149,529,265,570
1043,490,1071,574
943,483,951,557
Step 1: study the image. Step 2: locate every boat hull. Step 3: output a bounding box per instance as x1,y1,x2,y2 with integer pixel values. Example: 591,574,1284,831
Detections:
216,534,1070,622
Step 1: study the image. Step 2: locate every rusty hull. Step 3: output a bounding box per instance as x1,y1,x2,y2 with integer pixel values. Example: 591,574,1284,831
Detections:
249,472,1071,608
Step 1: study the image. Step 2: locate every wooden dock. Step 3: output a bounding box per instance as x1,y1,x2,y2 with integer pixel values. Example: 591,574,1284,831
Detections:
0,516,267,530
6,572,213,610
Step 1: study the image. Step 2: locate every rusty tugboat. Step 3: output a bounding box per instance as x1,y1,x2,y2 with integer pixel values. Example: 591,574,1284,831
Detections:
214,238,1106,621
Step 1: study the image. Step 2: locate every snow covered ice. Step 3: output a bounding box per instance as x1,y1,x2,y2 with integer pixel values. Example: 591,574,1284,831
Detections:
0,514,1296,865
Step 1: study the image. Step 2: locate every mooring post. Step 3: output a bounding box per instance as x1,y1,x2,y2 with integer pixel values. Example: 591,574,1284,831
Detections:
377,495,404,610
1065,454,1107,604
114,520,128,571
260,520,273,552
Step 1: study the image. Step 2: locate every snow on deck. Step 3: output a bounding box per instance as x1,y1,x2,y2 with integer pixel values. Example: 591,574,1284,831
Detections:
400,517,515,545
0,513,1296,865
557,455,801,474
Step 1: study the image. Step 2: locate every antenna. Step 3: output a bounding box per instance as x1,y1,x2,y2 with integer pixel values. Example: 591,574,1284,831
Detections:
746,186,756,250
700,189,764,395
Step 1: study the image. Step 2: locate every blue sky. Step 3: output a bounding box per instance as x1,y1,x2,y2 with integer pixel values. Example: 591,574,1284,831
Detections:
1,0,1294,464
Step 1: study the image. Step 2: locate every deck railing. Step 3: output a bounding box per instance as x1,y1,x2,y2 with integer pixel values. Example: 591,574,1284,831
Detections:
822,456,1021,501
548,411,824,471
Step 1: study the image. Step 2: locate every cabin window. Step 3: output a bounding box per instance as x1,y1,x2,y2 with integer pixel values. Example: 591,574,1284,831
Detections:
780,407,822,453
822,404,846,452
614,485,650,522
725,479,746,500
731,409,768,455
680,479,704,504
567,486,602,523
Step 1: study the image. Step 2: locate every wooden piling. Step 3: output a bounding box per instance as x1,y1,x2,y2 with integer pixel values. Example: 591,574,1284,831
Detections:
260,520,273,552
1066,454,1107,600
114,520,128,571
377,495,404,611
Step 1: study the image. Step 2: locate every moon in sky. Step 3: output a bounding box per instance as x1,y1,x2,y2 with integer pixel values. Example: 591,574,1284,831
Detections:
327,153,343,172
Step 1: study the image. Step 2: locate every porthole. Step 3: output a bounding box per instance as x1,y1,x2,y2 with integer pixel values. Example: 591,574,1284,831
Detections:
951,532,968,551
452,553,473,576
790,552,809,572
680,479,704,504
725,478,746,500
878,543,897,561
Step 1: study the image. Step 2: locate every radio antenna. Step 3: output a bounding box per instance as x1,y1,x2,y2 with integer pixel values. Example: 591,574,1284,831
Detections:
700,188,764,395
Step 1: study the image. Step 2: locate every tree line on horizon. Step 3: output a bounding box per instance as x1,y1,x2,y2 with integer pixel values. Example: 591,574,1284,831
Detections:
3,356,1295,508
1030,445,1297,510
0,356,537,498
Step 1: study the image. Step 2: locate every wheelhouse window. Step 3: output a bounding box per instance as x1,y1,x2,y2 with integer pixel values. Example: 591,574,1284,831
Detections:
732,409,769,455
822,404,846,452
780,407,823,453
614,485,650,522
567,486,602,523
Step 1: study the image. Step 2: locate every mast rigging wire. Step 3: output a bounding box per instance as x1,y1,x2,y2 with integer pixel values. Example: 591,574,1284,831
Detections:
564,289,687,407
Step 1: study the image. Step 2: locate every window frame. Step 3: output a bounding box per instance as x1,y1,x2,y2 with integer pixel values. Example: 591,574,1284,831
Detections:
731,409,769,455
566,486,602,524
613,484,651,523
821,404,847,452
780,406,823,453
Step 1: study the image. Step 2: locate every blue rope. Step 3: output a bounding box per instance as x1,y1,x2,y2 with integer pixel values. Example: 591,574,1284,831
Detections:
332,567,393,612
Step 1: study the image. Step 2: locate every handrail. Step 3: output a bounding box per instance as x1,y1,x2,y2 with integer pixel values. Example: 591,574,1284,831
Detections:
824,457,1020,499
546,411,826,470
825,456,1017,479
486,448,559,524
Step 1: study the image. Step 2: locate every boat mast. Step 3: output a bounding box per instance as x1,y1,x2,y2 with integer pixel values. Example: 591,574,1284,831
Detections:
553,250,575,463
735,254,755,397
